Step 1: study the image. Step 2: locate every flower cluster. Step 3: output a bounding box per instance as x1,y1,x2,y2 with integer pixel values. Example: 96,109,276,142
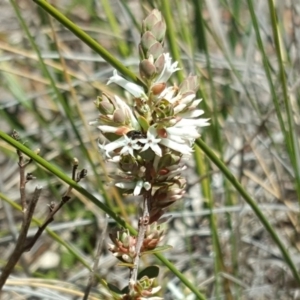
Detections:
92,14,209,220
108,222,165,264
91,9,209,299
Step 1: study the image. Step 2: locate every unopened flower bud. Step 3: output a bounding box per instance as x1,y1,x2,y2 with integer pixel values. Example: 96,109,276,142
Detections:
142,9,163,32
73,157,79,166
151,20,166,42
95,94,115,115
143,181,151,191
148,42,164,60
113,108,126,124
157,127,167,138
141,31,157,54
151,82,166,95
154,53,165,75
139,59,156,80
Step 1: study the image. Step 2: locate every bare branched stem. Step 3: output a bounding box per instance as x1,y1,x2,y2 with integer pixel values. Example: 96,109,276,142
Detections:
22,193,71,252
18,150,32,212
0,145,39,290
23,164,86,252
0,151,86,291
0,186,42,289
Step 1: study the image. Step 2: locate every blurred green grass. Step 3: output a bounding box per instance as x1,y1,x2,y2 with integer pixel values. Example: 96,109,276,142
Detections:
0,0,300,299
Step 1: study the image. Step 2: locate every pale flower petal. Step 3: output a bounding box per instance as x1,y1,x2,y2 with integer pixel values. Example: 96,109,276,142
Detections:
139,126,162,156
150,143,162,156
159,138,193,155
143,181,151,191
119,135,141,157
187,109,205,118
104,136,127,157
175,118,210,127
180,93,195,104
158,86,177,101
174,103,186,114
133,180,143,196
155,53,180,83
107,70,145,98
97,125,119,133
166,126,200,139
165,134,185,144
189,99,202,108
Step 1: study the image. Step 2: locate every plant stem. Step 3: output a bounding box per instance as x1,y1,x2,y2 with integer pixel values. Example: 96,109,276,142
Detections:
0,149,42,289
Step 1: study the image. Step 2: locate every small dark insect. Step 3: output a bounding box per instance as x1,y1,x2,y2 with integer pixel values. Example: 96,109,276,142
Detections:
126,130,146,140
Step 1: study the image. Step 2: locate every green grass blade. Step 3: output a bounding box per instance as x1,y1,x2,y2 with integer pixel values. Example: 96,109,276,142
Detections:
266,0,300,201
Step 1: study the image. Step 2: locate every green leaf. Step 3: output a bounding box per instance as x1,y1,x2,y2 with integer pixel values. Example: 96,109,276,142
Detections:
138,115,150,132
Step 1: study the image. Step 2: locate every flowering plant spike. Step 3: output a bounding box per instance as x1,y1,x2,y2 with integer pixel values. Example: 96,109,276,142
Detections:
91,9,209,299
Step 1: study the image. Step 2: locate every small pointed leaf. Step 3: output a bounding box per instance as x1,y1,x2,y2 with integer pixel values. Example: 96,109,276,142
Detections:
138,115,150,132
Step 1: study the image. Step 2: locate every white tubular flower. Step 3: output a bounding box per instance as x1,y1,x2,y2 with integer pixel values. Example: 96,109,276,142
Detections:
107,70,145,98
97,125,120,133
173,104,186,114
103,135,141,157
166,126,200,140
104,136,127,158
139,126,162,157
155,53,180,83
181,109,205,118
119,135,142,156
180,93,196,104
164,133,185,144
175,118,210,128
159,138,193,155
